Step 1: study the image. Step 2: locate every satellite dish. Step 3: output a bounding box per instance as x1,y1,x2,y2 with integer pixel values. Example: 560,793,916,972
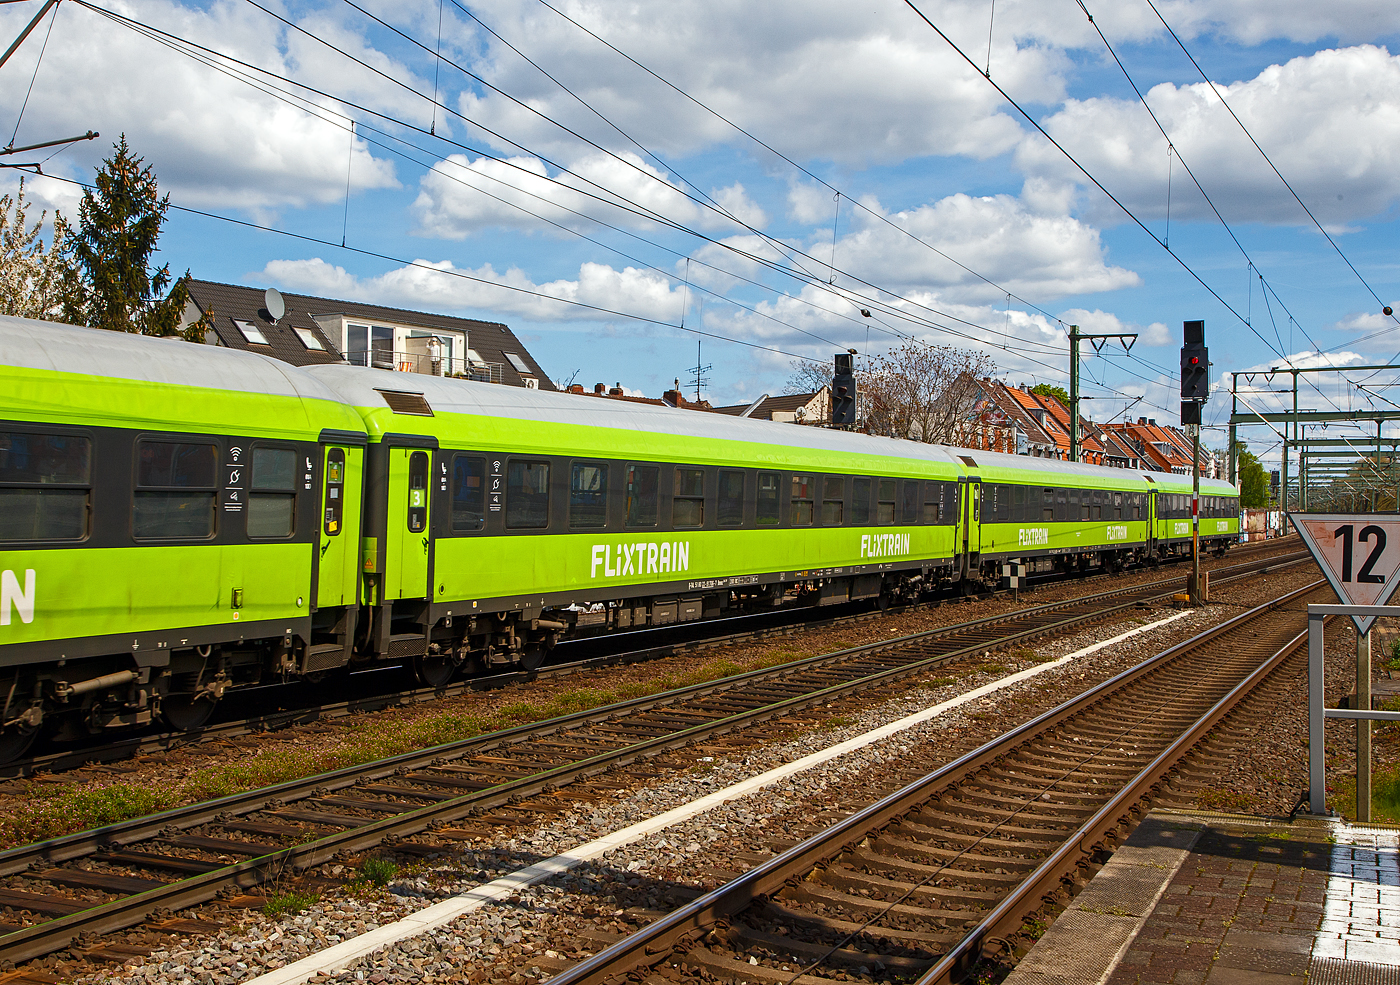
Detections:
264,287,286,322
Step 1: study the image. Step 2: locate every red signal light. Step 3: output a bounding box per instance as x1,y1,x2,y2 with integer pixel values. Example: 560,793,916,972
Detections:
1189,356,1200,365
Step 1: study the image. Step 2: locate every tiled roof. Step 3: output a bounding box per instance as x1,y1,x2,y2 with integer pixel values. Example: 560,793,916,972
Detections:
184,280,554,389
713,392,823,420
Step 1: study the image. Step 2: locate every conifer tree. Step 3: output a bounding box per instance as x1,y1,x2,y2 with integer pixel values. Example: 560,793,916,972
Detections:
62,135,210,340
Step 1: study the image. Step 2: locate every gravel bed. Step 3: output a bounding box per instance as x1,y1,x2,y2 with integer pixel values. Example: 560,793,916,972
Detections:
0,541,1302,837
66,562,1319,985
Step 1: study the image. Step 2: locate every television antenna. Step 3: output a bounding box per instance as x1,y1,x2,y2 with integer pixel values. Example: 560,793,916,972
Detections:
687,340,712,404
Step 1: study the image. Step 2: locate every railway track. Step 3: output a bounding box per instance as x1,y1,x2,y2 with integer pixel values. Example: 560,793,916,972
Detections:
544,578,1332,985
0,547,1310,968
3,539,1304,780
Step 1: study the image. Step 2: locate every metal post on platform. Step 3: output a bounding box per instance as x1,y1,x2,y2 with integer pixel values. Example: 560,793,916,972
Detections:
1191,425,1203,602
1309,611,1327,814
1358,627,1372,823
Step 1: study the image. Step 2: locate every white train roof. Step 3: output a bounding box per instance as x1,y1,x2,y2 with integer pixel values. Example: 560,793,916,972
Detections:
303,363,1238,491
0,314,351,405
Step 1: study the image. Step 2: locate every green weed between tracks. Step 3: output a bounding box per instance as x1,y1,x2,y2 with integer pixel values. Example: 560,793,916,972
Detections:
0,650,815,849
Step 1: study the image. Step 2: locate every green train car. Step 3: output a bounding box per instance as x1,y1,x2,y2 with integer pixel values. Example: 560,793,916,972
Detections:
0,316,1238,759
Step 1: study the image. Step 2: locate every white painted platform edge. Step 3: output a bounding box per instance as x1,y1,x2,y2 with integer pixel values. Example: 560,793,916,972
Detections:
245,609,1194,985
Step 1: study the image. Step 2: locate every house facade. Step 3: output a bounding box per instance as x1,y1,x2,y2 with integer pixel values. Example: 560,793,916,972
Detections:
182,280,553,389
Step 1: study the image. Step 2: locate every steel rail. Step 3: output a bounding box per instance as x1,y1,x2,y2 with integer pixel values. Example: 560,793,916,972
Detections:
542,579,1326,985
0,553,1311,965
918,605,1321,982
4,543,1302,780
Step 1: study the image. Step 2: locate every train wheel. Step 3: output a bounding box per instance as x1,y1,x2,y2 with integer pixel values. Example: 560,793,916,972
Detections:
413,653,457,688
0,726,37,766
518,643,547,672
161,693,218,732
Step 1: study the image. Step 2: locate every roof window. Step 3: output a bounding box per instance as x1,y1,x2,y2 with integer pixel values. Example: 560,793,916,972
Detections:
234,319,269,345
504,352,531,374
293,327,324,350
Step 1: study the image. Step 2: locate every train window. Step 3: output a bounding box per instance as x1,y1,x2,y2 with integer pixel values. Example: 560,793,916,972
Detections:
901,481,920,524
569,463,608,529
1113,491,1123,520
0,431,90,541
718,470,745,526
851,477,871,525
822,476,844,525
1079,490,1090,521
996,485,1011,522
323,448,346,537
507,460,550,529
452,456,486,531
134,440,216,539
674,468,705,527
791,475,814,526
1092,490,1102,521
625,465,659,527
1012,485,1025,523
248,447,296,538
757,472,780,525
922,482,940,524
1054,487,1067,523
1042,488,1054,522
877,479,897,525
406,451,430,533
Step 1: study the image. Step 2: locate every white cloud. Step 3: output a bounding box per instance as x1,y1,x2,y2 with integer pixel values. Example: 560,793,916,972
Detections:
411,150,759,237
1019,45,1400,227
823,192,1140,301
1151,0,1400,46
447,0,1052,167
261,256,686,323
0,0,402,212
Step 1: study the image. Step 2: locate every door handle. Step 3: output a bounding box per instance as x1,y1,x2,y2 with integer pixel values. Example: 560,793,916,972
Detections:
422,536,429,554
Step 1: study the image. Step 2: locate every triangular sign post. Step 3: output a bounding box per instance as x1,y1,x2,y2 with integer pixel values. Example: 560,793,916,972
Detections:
1290,513,1400,633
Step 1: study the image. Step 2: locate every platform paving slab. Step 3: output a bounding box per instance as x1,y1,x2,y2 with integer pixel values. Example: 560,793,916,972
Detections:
1003,809,1400,985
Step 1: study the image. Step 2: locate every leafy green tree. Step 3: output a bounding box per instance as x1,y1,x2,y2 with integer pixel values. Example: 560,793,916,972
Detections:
1029,383,1070,408
0,178,79,320
1235,441,1268,508
62,135,210,340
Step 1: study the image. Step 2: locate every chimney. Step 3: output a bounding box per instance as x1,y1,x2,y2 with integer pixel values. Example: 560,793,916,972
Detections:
609,383,624,397
1148,418,1157,426
567,384,585,394
594,383,607,395
1137,417,1147,426
663,388,684,406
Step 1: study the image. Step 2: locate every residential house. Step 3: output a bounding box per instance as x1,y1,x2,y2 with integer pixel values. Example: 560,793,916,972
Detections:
713,389,830,424
182,280,553,389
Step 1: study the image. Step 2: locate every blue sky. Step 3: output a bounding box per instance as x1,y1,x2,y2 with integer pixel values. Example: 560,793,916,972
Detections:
4,0,1399,469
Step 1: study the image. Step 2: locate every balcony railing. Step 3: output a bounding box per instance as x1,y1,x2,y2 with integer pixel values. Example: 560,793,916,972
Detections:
344,349,503,382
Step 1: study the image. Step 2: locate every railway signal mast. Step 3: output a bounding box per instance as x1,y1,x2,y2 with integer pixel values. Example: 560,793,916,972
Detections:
1181,320,1209,601
832,351,857,426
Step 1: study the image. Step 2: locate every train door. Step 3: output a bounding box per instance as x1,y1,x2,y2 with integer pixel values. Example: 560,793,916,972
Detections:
1146,489,1158,553
963,475,985,570
386,446,432,601
315,444,364,608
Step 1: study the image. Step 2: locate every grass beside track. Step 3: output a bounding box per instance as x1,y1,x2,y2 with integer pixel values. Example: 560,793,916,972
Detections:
1,650,818,849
